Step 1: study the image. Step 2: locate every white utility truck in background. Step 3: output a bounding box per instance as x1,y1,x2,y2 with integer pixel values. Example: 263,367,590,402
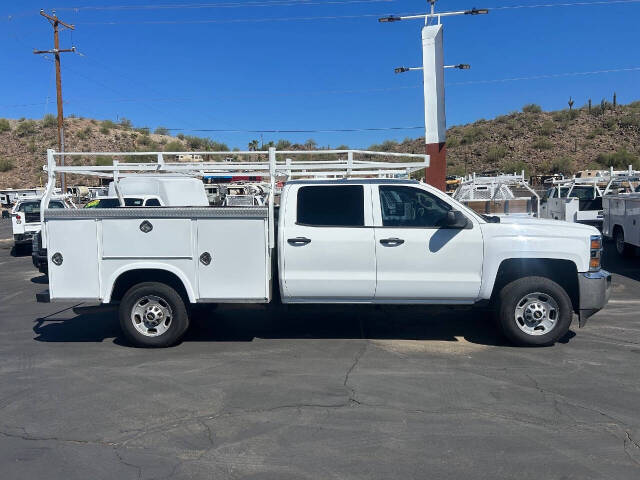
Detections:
11,194,74,252
37,149,610,348
603,193,640,257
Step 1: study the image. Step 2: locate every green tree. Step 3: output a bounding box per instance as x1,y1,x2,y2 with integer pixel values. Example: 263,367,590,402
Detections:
276,139,292,150
154,126,170,135
248,139,260,151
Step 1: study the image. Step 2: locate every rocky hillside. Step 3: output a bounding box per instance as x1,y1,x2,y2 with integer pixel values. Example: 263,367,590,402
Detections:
1,101,639,188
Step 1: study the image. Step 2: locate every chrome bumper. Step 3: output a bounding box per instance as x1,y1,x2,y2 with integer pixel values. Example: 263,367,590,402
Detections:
577,270,612,327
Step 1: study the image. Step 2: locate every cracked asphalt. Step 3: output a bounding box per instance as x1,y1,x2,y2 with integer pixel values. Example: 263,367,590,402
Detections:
1,219,639,479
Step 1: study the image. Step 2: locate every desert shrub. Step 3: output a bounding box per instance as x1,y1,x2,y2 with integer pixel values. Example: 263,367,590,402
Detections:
485,145,508,162
548,156,576,174
42,113,57,128
27,140,37,153
100,125,110,135
446,136,460,148
137,134,153,147
603,117,618,130
369,140,398,152
586,127,605,139
135,127,150,135
15,120,37,136
619,114,640,129
0,118,10,133
119,118,132,130
500,159,529,176
461,126,485,144
531,137,553,150
95,156,112,166
522,104,542,114
552,109,579,122
154,126,170,135
0,158,14,171
76,126,92,140
596,149,639,169
102,119,116,129
539,120,555,136
90,119,97,125
163,141,184,152
177,133,185,140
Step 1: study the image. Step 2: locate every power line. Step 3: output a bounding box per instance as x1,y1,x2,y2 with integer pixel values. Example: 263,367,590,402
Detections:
490,0,640,10
54,0,396,11
448,66,640,85
165,126,424,133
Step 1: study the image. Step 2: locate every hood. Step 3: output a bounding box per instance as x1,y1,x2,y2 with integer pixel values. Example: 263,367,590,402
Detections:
493,216,600,235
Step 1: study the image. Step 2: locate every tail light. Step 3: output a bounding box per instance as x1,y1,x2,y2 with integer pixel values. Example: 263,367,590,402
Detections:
589,235,602,271
15,214,21,224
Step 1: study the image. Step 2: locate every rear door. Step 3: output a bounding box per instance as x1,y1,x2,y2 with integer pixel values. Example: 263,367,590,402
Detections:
373,184,484,302
280,184,376,301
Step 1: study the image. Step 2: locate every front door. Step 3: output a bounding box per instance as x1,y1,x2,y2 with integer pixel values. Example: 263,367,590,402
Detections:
373,184,484,302
280,184,376,301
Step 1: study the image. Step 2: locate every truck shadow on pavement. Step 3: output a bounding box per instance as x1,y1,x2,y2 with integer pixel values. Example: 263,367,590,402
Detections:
601,242,640,282
32,303,576,348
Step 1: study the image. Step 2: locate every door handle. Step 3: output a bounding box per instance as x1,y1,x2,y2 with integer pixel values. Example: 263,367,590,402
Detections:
287,237,311,246
379,237,404,246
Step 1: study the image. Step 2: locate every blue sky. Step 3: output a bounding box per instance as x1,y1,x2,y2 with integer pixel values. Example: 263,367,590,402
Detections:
1,0,639,149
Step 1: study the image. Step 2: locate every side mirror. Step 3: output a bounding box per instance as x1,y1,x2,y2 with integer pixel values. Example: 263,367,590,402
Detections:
445,210,470,229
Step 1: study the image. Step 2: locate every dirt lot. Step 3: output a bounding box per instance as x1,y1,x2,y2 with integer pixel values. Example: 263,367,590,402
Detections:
0,219,639,479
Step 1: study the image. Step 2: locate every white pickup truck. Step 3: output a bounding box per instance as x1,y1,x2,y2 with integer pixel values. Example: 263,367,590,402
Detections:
11,195,73,252
36,149,611,348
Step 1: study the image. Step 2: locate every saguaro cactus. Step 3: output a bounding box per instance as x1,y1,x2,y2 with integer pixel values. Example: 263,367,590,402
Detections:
613,92,617,108
588,98,592,112
568,97,574,110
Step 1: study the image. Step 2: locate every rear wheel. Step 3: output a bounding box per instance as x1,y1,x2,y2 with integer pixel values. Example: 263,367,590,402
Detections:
496,276,573,347
614,228,635,257
119,282,189,347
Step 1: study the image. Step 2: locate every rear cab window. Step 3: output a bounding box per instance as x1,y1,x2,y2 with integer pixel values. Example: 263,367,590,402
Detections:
296,185,364,227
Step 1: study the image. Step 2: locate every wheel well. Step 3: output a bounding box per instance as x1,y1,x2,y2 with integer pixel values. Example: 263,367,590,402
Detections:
491,258,579,311
110,269,190,304
612,224,623,237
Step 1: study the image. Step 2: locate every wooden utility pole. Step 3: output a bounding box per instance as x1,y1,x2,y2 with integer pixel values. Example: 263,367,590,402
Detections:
34,10,75,192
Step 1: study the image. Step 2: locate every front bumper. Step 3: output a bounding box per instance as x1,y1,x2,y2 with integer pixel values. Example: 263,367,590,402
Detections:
577,270,611,327
14,233,35,245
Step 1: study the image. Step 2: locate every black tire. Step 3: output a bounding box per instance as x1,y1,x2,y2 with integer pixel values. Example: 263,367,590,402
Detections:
614,228,635,258
496,276,573,347
119,282,190,347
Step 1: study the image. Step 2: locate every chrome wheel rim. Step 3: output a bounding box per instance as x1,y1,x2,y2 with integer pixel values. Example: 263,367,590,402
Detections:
514,292,559,336
131,295,173,337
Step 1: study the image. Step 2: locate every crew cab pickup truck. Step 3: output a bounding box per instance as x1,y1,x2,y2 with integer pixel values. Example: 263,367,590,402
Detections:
38,172,611,348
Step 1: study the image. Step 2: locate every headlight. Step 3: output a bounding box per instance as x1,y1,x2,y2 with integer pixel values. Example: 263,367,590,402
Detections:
589,234,602,271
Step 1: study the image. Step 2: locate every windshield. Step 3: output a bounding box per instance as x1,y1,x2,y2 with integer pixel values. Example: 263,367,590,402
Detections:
568,186,597,200
18,200,65,213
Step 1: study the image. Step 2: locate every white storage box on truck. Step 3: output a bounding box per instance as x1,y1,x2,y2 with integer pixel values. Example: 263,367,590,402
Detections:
37,149,611,348
603,193,640,257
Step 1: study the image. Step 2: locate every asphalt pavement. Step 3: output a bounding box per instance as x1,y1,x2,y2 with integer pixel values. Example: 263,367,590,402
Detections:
0,219,639,479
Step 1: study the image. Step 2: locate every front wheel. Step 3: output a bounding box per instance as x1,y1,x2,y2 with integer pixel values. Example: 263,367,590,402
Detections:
496,276,573,347
119,282,190,347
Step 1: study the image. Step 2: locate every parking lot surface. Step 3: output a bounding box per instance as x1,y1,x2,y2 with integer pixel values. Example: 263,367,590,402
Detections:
0,219,639,479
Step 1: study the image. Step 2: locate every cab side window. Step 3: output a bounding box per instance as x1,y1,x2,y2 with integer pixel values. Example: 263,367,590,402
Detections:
145,198,161,207
297,185,364,227
379,186,451,228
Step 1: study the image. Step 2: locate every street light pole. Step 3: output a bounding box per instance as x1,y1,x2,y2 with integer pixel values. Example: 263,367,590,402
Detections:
380,1,488,191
